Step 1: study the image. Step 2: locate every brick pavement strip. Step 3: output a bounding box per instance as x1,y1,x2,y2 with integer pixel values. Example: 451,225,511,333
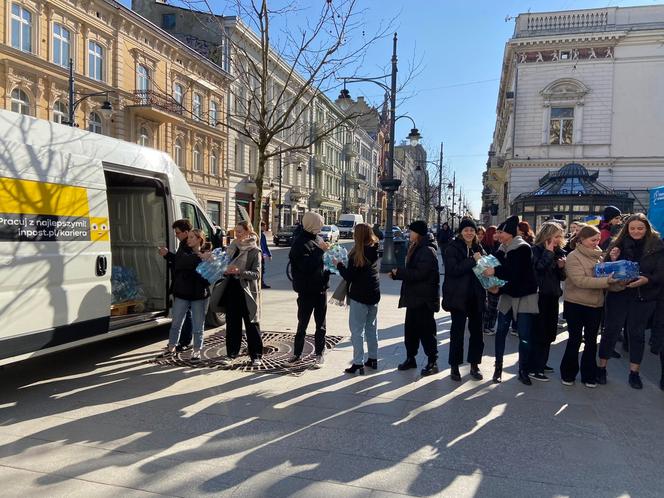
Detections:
1,253,664,497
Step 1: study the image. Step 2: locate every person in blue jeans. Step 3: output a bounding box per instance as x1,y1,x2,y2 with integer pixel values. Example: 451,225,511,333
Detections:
336,223,381,375
483,216,539,385
260,221,273,289
158,229,211,362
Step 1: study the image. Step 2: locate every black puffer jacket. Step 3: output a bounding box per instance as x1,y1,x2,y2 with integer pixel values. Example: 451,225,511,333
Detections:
442,237,486,313
605,236,664,302
494,236,538,298
337,244,380,305
289,230,330,294
532,244,566,297
172,251,210,301
394,239,440,312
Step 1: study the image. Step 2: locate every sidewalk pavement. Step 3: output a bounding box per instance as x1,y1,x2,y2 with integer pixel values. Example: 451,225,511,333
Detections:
1,269,663,497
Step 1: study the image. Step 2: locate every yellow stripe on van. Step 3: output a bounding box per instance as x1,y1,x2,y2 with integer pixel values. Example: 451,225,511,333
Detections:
0,177,90,217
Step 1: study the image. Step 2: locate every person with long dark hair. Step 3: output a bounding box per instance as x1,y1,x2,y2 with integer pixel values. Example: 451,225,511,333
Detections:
336,223,380,375
481,226,500,335
518,220,535,245
598,213,664,389
559,225,618,387
483,216,539,385
391,220,440,376
531,222,566,380
442,218,486,381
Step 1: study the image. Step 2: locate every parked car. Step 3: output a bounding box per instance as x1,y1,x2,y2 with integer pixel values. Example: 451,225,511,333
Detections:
319,225,339,243
378,227,404,256
273,225,299,246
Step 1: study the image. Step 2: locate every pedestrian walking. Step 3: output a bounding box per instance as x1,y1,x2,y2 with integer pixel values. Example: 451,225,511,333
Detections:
372,223,384,241
159,219,194,352
559,225,618,387
391,220,441,376
158,228,211,361
260,221,272,289
211,221,264,366
288,212,330,367
531,222,566,379
437,222,453,254
442,218,486,381
598,213,664,389
483,215,539,385
336,223,380,375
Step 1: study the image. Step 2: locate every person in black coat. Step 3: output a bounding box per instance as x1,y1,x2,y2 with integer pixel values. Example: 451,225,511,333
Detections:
391,220,441,376
442,218,487,381
598,213,664,389
288,212,330,367
159,218,194,352
531,222,567,378
336,224,381,375
437,222,453,254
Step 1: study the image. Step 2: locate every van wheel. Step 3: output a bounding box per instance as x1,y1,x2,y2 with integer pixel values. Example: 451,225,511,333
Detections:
206,308,226,328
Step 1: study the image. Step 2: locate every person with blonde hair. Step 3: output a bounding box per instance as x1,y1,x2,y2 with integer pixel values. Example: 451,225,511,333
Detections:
336,223,380,374
530,222,566,381
211,220,263,366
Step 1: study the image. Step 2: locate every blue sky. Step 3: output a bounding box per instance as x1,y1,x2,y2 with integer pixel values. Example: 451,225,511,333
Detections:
127,0,659,214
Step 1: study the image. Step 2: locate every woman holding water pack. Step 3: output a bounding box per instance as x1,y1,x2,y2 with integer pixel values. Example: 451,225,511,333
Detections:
598,213,664,388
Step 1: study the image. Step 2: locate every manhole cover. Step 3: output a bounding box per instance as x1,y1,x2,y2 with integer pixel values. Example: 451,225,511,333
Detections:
150,331,344,376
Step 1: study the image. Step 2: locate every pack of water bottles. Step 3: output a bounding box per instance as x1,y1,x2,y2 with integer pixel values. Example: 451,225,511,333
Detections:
472,254,507,290
196,248,231,283
323,244,349,275
111,266,145,304
594,260,640,281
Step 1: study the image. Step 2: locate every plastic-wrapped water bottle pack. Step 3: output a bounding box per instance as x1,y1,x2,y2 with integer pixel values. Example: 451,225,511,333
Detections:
323,244,349,275
111,266,146,304
472,255,507,290
594,260,640,281
196,248,231,283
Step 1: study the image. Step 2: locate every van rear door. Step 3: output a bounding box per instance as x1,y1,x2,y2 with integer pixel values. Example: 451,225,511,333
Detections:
0,145,111,359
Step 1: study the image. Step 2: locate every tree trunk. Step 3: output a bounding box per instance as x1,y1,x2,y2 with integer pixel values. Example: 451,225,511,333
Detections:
252,152,268,233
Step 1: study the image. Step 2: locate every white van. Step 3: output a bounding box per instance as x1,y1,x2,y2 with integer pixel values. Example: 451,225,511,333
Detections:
0,110,223,365
337,213,364,239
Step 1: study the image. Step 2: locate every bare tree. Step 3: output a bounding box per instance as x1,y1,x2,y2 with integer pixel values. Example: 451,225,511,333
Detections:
182,0,394,230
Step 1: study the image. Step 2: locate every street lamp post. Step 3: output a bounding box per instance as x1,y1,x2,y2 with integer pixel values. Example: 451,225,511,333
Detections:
337,33,421,272
66,58,113,127
448,171,456,232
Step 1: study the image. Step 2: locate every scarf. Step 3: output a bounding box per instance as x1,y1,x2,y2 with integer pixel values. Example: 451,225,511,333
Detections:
227,234,258,273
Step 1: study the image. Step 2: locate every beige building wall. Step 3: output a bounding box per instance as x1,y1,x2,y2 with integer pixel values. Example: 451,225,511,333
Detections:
0,0,231,227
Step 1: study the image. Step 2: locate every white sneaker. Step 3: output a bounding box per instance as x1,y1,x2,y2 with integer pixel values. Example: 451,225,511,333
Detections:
220,357,233,367
561,379,575,386
156,346,175,358
584,382,597,389
190,350,201,362
312,355,325,369
251,358,263,367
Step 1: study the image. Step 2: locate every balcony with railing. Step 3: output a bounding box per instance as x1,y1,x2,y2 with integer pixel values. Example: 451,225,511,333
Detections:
129,90,185,122
515,9,614,37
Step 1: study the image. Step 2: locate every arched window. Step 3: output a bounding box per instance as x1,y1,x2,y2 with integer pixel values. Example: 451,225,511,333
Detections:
10,88,30,115
193,145,202,171
209,101,217,126
88,112,102,134
210,151,218,176
52,100,68,124
193,93,202,121
174,139,183,167
138,126,150,147
137,64,149,92
11,4,32,53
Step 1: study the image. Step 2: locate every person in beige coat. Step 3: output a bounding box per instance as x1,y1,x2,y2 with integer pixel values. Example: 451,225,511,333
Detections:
559,225,620,387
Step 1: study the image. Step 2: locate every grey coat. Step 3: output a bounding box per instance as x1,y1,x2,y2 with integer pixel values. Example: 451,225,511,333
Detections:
210,246,262,323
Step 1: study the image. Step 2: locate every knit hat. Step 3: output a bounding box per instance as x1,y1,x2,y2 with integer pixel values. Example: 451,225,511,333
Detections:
302,212,324,234
603,205,621,223
409,220,428,237
458,218,477,233
497,215,519,236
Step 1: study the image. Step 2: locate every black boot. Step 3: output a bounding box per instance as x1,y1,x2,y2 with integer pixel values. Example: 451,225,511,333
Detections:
470,364,483,381
450,365,461,382
492,362,503,383
364,358,378,370
518,370,532,386
421,360,439,376
628,370,643,390
597,367,607,385
398,357,417,371
344,364,365,375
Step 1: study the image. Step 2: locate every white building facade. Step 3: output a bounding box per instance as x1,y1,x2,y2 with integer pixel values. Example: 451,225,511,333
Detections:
482,5,664,227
